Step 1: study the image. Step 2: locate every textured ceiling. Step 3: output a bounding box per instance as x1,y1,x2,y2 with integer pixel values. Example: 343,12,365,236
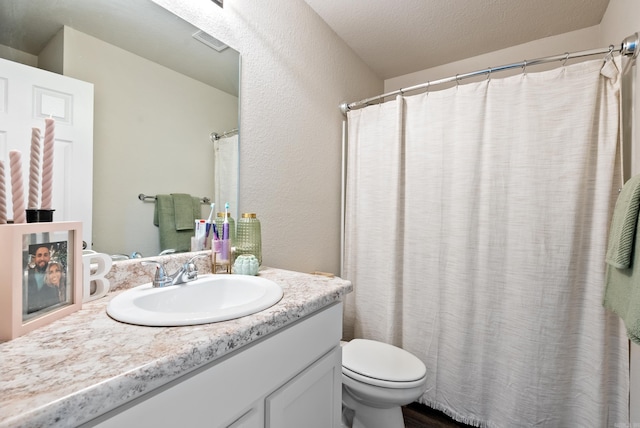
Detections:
303,0,611,79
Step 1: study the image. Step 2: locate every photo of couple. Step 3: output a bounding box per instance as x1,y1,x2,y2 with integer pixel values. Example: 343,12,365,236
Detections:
25,241,68,314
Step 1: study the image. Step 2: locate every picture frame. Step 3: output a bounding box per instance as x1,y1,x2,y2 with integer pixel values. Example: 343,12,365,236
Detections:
0,221,82,341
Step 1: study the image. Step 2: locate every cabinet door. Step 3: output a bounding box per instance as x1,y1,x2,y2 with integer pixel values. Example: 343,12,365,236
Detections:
265,346,342,428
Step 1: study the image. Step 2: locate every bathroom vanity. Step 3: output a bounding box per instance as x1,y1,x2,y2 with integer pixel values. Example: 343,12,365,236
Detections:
0,262,351,428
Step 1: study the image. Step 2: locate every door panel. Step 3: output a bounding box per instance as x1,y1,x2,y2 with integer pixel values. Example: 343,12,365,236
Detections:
0,58,93,246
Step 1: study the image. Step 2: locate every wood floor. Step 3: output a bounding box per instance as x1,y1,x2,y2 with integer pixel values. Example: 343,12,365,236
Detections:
402,402,474,428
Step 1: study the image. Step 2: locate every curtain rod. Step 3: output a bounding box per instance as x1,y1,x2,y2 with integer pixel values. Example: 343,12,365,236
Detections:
340,32,639,114
209,128,239,142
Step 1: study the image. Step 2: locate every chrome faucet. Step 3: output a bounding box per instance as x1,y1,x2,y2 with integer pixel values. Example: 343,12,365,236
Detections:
141,254,208,287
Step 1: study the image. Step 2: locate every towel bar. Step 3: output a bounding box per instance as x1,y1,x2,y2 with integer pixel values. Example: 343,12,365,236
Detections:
138,193,211,204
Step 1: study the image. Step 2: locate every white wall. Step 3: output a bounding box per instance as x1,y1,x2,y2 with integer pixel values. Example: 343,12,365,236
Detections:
150,0,382,274
60,27,238,256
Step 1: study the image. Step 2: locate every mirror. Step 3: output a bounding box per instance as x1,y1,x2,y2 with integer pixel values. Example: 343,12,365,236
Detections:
0,0,240,258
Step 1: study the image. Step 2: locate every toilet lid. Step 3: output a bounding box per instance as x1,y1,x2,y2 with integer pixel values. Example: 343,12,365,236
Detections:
342,339,426,383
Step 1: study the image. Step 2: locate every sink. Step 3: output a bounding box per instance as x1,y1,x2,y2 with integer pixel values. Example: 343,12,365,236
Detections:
106,274,283,326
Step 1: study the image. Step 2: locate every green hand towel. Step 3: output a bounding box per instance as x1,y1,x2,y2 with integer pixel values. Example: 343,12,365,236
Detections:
606,174,640,268
604,174,640,344
153,194,201,252
172,193,196,231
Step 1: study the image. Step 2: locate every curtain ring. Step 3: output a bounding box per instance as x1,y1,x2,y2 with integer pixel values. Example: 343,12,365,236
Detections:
562,52,569,66
455,74,460,88
426,81,430,93
605,44,615,62
522,60,527,75
486,67,492,81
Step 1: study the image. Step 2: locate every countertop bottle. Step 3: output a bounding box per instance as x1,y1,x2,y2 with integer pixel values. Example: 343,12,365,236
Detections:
236,213,262,265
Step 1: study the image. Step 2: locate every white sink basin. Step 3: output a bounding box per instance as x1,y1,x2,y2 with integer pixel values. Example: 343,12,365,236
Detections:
106,274,283,326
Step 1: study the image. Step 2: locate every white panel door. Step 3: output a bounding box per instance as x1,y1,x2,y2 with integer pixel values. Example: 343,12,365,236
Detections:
0,58,93,247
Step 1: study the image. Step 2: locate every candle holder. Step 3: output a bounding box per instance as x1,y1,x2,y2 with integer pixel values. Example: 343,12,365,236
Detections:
26,209,55,223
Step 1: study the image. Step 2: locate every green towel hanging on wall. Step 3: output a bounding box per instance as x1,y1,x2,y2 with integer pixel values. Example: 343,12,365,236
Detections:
153,194,202,252
604,174,640,344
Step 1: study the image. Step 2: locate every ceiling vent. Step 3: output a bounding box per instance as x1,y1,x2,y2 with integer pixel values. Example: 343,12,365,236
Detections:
192,30,228,52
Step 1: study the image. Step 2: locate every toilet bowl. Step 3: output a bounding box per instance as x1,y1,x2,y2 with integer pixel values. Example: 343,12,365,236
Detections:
341,339,427,428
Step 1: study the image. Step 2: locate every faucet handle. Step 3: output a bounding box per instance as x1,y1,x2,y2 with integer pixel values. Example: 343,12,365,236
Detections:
183,254,208,280
186,254,209,265
185,254,208,271
141,260,173,287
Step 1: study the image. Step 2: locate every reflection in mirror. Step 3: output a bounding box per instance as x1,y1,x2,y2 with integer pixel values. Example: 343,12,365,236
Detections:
0,0,240,259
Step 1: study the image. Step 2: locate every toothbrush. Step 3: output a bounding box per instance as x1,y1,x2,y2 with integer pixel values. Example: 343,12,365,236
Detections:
220,202,230,260
205,203,215,240
212,222,219,240
223,202,230,240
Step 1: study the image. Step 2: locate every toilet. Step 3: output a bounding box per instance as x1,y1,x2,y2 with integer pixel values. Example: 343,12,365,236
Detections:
341,339,428,428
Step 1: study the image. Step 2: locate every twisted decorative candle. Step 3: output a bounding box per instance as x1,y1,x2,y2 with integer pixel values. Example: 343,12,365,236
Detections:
28,127,41,209
41,118,55,209
0,160,6,224
9,150,25,224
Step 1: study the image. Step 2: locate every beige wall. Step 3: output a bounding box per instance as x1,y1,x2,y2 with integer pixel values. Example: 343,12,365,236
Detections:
384,25,602,92
0,44,37,67
151,0,383,274
601,0,640,179
61,27,238,256
38,28,64,74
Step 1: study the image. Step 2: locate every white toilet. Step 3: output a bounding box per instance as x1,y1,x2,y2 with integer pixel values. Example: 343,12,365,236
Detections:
341,339,428,428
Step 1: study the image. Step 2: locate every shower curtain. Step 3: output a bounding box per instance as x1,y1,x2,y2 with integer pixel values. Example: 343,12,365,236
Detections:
343,58,629,427
214,134,238,214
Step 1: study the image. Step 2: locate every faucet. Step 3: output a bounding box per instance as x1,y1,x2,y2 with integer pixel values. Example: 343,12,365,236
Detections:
141,254,208,287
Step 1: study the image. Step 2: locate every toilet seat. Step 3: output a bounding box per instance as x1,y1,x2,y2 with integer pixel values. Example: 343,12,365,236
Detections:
342,339,427,389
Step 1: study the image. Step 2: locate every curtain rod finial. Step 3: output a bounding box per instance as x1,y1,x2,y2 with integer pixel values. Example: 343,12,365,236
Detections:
340,102,350,115
621,32,639,58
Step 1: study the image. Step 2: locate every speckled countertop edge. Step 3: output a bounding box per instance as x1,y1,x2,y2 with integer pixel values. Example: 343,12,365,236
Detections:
0,262,352,428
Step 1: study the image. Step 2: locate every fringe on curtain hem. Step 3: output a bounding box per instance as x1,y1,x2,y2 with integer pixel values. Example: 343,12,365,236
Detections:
419,397,491,428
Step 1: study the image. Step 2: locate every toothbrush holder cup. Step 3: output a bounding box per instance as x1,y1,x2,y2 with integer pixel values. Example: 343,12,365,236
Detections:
211,239,231,274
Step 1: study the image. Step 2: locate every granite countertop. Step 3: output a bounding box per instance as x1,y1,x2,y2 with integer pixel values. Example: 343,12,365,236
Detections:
0,265,352,428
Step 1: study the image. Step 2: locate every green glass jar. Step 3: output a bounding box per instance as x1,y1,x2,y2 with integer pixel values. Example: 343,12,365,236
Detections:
236,213,262,265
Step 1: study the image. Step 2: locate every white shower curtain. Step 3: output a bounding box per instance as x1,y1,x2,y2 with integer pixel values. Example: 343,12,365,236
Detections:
343,58,629,427
214,134,238,214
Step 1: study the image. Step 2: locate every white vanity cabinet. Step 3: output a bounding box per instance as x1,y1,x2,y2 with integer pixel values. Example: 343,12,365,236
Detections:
86,303,343,428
